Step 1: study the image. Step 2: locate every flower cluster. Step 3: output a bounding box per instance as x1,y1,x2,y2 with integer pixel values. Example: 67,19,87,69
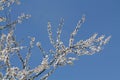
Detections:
17,13,31,24
34,55,49,74
0,0,20,10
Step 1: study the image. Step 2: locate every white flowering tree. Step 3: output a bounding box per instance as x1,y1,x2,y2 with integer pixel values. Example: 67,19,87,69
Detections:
0,0,111,80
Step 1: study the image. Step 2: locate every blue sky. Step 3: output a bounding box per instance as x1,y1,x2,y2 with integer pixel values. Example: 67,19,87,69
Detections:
12,0,120,80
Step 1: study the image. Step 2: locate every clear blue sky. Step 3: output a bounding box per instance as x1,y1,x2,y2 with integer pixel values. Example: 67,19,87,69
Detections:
13,0,120,80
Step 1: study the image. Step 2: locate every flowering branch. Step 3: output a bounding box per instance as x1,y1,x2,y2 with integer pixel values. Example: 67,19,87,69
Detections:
0,1,111,80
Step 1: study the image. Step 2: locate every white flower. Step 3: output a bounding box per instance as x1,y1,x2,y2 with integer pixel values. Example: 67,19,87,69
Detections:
36,42,41,47
67,61,73,65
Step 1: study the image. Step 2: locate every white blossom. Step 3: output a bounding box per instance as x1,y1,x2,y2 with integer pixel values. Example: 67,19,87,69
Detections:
34,55,49,74
36,42,41,47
